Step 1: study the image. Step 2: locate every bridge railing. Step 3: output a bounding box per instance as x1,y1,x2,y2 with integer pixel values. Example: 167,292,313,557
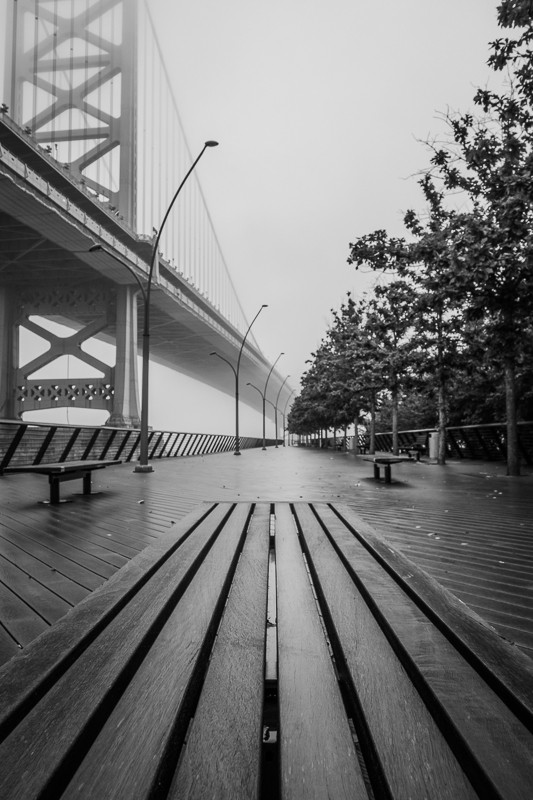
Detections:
0,421,277,471
371,422,533,464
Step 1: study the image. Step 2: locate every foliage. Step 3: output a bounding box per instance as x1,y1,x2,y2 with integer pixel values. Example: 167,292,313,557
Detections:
290,4,533,474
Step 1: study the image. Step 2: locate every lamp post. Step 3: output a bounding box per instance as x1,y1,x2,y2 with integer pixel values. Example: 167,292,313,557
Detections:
274,375,290,448
247,351,284,450
210,304,267,455
247,382,268,449
90,140,218,473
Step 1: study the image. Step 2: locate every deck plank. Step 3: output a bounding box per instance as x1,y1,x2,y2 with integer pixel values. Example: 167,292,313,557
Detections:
169,504,271,799
293,503,478,800
275,503,367,800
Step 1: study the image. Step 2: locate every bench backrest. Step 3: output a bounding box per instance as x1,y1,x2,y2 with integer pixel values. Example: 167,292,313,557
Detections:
0,501,532,799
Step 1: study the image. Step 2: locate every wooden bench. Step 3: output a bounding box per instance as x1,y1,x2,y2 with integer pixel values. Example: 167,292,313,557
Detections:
0,501,532,799
362,455,411,483
398,432,428,461
2,459,122,504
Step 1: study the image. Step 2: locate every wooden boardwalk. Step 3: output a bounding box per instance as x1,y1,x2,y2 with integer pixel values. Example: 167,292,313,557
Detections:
0,446,532,666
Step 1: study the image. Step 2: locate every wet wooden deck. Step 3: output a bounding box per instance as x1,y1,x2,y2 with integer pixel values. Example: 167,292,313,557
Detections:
0,447,532,666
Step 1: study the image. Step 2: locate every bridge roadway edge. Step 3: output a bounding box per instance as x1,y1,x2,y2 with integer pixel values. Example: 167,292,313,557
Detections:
0,446,531,668
0,118,292,417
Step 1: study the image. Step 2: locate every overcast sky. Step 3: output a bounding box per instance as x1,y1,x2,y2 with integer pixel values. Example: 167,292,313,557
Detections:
3,0,508,435
142,0,504,431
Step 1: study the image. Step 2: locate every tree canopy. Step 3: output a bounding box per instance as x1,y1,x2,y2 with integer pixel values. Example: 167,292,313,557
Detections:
289,3,533,474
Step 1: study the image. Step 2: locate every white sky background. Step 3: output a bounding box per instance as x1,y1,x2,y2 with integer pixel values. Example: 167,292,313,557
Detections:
1,0,508,434
147,0,504,402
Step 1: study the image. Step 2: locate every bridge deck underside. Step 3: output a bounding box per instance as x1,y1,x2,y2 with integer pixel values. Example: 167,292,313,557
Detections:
0,161,288,412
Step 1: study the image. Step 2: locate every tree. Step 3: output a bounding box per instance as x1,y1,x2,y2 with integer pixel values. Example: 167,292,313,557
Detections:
427,74,533,472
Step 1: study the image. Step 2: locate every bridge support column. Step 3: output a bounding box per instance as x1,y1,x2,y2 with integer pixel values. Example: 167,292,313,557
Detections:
0,287,19,419
108,286,141,428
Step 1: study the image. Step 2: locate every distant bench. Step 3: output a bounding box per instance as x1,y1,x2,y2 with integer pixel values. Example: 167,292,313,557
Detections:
362,455,412,483
398,432,428,461
3,459,122,504
0,501,532,798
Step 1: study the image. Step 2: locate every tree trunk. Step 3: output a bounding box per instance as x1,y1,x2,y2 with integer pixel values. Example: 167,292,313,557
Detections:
437,378,447,465
391,386,399,456
504,358,520,476
344,423,348,451
353,407,359,453
436,312,447,465
369,390,376,455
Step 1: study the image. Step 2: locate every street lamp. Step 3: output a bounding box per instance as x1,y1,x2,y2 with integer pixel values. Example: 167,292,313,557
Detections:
247,351,284,450
210,304,267,455
90,140,218,473
274,375,290,448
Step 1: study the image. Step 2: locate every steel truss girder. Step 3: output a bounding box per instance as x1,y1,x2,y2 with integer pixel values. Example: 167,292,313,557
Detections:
7,0,137,226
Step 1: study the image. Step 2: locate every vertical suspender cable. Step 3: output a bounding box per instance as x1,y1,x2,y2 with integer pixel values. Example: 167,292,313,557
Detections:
68,0,74,166
32,0,38,127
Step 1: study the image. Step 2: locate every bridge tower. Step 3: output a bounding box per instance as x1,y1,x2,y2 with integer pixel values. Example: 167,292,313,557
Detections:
1,0,141,426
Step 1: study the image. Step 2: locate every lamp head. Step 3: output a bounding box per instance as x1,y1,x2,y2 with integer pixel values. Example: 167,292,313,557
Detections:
210,351,217,356
205,141,219,147
89,244,103,252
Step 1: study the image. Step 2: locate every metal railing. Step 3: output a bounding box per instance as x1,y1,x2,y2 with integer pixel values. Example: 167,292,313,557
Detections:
0,421,278,472
372,422,533,464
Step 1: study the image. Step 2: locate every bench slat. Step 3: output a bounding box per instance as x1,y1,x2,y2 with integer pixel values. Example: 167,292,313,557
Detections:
170,502,271,799
276,504,367,800
313,503,533,799
61,503,253,799
3,459,121,473
0,502,236,798
294,503,477,800
331,503,533,725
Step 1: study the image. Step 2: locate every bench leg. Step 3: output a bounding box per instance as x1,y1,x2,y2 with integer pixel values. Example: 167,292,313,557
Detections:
40,476,73,505
50,476,61,504
384,464,392,483
41,476,71,505
373,464,380,480
83,472,92,495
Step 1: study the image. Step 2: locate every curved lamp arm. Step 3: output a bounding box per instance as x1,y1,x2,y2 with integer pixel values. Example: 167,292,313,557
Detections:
147,141,219,320
210,351,237,379
88,245,147,303
275,375,290,407
236,304,268,376
247,382,264,400
264,352,284,398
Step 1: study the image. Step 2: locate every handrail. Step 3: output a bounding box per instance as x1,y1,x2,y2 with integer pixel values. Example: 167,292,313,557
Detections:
0,420,279,472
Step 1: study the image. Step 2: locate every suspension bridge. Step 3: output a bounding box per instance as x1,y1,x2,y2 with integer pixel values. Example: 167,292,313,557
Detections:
0,0,291,428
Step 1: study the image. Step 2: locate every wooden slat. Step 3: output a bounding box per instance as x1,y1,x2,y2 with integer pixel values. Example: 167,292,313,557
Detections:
0,502,219,742
275,503,367,800
293,503,477,800
0,554,73,624
0,624,20,666
0,581,50,645
0,528,108,593
314,503,533,799
168,503,270,798
60,503,252,800
0,538,90,605
331,503,533,727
